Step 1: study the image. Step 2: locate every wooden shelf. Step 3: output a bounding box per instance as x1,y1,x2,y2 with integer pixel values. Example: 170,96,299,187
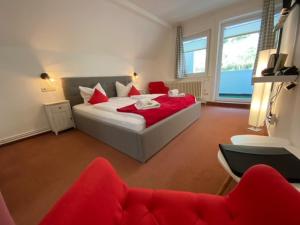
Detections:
252,75,298,83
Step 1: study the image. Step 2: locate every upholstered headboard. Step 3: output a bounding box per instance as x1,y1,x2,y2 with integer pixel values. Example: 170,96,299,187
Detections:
61,76,132,107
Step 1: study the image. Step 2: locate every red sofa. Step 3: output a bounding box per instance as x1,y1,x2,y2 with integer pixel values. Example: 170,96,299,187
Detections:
148,81,169,94
0,192,15,225
39,158,300,225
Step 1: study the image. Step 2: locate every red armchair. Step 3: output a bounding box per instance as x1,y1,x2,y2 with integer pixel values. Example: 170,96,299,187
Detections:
39,158,300,225
0,192,15,225
148,81,169,94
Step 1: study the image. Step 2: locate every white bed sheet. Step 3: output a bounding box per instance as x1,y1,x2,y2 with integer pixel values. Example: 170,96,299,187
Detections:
73,104,146,132
95,94,164,113
73,94,164,132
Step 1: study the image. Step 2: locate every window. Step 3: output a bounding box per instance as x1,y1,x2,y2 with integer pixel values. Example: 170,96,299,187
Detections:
217,19,261,102
183,31,209,76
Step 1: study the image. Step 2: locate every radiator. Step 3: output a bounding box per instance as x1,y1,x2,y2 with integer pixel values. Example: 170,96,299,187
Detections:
166,80,202,100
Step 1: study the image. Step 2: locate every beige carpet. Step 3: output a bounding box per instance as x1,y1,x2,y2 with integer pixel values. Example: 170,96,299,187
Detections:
0,105,266,225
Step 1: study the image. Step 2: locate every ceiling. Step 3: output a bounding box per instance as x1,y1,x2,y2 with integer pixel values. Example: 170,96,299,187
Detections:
128,0,247,24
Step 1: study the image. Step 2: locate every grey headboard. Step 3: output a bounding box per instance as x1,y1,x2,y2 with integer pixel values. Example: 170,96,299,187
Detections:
61,76,132,107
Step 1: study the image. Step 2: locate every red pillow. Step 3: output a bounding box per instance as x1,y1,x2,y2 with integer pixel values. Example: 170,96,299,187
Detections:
128,85,141,97
88,89,109,105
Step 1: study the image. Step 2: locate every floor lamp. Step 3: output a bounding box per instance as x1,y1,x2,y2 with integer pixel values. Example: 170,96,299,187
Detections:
248,49,276,131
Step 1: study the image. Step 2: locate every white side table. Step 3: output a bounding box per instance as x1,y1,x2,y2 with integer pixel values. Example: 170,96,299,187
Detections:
44,100,75,135
218,135,300,193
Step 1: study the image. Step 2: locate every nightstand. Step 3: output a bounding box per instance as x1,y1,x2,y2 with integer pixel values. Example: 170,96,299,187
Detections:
44,100,75,135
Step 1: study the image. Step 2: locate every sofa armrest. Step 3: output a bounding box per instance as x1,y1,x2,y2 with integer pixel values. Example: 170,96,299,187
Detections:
0,192,15,225
227,165,300,225
39,158,128,225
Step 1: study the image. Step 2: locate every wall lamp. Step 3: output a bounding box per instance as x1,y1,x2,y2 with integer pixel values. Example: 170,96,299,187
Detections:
40,73,55,82
133,72,138,77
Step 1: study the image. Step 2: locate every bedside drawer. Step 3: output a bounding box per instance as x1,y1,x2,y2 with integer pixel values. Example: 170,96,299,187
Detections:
50,103,70,113
44,100,75,135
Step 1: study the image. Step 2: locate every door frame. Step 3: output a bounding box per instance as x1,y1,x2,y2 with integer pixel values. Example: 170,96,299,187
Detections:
214,12,262,103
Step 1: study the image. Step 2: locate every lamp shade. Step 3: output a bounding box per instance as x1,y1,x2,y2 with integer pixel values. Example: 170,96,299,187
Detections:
249,49,276,128
254,49,276,77
40,73,50,80
249,83,272,128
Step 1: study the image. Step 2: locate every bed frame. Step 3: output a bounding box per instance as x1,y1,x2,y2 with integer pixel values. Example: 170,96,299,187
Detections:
62,76,201,163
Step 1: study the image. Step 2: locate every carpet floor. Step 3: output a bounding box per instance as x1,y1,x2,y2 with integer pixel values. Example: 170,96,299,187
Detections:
0,105,266,225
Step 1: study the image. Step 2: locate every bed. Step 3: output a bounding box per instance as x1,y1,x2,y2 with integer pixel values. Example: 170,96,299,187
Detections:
62,76,201,163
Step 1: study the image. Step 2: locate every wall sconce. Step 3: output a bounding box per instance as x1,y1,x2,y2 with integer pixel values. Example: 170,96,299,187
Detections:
40,73,57,92
248,49,276,131
133,72,138,77
40,73,55,82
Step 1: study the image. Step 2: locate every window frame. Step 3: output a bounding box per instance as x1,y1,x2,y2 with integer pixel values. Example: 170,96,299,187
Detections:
182,29,211,78
215,13,262,103
214,5,282,102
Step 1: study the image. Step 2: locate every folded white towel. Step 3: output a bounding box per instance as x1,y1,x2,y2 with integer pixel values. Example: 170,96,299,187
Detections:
135,99,160,110
168,89,179,96
168,90,186,97
130,94,164,100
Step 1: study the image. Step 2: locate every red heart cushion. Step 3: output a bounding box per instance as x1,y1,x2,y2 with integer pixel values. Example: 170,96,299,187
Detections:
128,85,141,97
88,89,109,105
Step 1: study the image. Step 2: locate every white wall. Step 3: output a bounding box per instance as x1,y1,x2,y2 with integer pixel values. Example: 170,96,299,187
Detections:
3,0,296,145
268,5,300,147
0,0,171,143
158,0,264,101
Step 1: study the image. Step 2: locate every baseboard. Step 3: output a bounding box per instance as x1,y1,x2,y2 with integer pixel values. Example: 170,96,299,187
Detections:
206,101,250,109
0,128,51,146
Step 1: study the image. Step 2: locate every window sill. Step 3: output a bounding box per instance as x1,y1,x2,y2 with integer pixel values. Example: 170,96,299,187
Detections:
179,74,209,79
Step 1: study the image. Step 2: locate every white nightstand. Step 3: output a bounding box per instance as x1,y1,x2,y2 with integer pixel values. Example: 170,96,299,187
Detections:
44,100,75,135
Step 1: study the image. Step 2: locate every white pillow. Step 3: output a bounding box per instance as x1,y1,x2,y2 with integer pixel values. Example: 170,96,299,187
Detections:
115,81,133,97
79,83,106,104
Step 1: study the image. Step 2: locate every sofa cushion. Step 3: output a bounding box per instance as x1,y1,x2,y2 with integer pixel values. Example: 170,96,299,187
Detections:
121,189,230,225
148,81,169,94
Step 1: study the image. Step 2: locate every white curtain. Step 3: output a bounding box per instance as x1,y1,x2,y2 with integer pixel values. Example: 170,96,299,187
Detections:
175,25,185,78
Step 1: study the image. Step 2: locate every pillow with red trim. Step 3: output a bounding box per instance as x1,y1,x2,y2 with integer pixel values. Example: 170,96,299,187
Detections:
128,85,141,97
79,83,106,104
88,89,109,105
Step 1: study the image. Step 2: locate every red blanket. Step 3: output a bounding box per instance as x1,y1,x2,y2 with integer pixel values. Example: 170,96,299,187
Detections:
117,95,196,127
